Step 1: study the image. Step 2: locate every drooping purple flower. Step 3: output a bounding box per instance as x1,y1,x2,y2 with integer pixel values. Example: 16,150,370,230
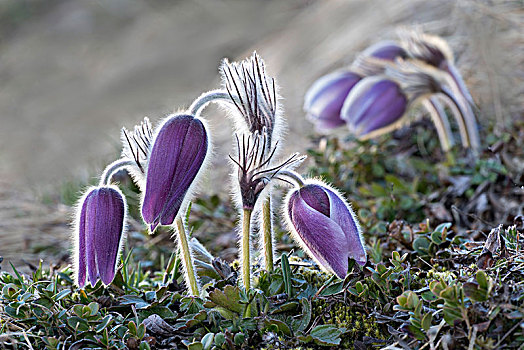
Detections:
285,181,366,278
361,40,408,61
141,114,209,233
304,70,362,131
341,76,408,139
75,185,126,288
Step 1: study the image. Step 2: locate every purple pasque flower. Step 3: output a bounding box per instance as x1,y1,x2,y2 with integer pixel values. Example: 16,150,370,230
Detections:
341,75,408,139
141,114,209,233
285,180,366,278
75,185,126,288
304,70,362,131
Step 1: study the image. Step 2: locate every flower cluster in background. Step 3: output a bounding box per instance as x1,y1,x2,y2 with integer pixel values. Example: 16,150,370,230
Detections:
304,30,480,155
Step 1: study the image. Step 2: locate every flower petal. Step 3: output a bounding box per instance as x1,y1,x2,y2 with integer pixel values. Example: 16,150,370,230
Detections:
361,40,407,61
304,71,361,130
324,187,366,265
342,76,407,138
93,187,126,285
76,189,93,288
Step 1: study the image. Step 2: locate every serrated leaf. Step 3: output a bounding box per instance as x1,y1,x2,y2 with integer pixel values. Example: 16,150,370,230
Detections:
309,325,342,346
207,285,243,314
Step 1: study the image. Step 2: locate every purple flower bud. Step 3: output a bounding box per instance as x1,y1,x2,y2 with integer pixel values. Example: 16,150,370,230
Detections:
141,114,209,232
341,76,407,138
285,181,366,278
361,40,407,61
304,70,361,131
75,186,126,288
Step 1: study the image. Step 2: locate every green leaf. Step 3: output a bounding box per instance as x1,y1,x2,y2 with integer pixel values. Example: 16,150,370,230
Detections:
52,289,71,302
264,318,292,336
120,295,150,309
309,325,342,346
95,315,113,333
318,280,344,296
67,316,90,332
413,236,431,255
201,333,214,350
281,253,293,298
476,270,489,290
206,285,244,315
421,313,433,331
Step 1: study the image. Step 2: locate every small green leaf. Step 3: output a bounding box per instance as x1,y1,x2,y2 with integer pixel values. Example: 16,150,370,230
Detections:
421,313,433,331
310,325,342,346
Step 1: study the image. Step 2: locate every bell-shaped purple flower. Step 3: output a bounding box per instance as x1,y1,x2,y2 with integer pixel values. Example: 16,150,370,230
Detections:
75,185,126,288
361,40,407,61
341,76,407,138
141,114,209,232
304,70,361,131
285,181,366,278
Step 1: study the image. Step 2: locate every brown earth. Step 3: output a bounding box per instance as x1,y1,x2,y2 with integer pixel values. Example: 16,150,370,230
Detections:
0,0,521,272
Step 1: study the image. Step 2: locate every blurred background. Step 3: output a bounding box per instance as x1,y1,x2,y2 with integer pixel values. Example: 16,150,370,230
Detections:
0,0,521,270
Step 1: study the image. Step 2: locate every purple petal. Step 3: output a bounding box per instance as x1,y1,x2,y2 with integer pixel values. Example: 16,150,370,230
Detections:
304,71,361,130
341,77,407,137
299,184,330,217
93,187,125,285
85,193,99,286
288,186,350,278
324,188,366,265
76,189,94,288
362,40,407,61
141,114,208,230
84,187,126,286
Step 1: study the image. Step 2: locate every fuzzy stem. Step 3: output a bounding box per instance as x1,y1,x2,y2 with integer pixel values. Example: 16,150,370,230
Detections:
440,86,478,153
279,170,306,188
261,196,274,272
422,97,454,153
441,77,480,153
189,90,231,116
175,215,199,296
100,159,135,186
241,209,252,291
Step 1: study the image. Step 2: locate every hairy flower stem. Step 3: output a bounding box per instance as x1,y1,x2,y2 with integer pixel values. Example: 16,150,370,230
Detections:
261,196,274,272
242,209,252,290
189,90,231,116
422,97,453,153
100,159,136,186
440,86,479,153
175,215,199,296
279,170,305,188
441,80,480,153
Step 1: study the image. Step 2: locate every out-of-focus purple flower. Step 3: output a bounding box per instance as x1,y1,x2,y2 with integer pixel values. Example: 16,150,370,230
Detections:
361,40,408,61
285,181,366,278
75,186,126,288
141,114,209,233
304,70,362,131
341,76,408,138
